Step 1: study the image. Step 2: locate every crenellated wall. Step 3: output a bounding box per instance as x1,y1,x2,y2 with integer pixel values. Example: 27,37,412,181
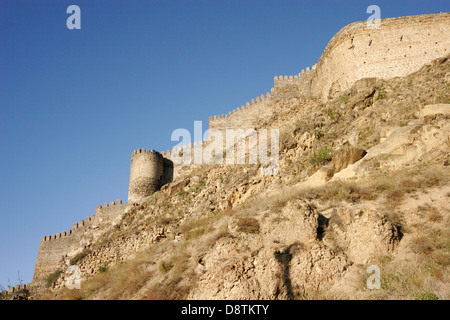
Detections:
161,141,205,180
159,14,450,170
273,64,316,95
128,149,164,203
156,63,315,173
310,12,450,99
206,13,450,130
207,91,274,132
7,284,27,294
207,63,317,133
31,200,125,288
162,140,205,161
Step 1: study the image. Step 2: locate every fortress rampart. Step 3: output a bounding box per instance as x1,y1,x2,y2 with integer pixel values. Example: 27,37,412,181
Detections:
208,91,274,132
206,63,317,133
206,13,450,131
310,12,450,99
31,201,125,287
273,64,316,95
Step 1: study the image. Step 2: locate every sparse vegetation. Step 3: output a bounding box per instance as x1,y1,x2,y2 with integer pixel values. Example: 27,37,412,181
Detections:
45,270,63,288
325,107,340,122
237,217,260,234
335,94,350,106
159,259,174,273
414,290,439,300
314,129,324,140
375,84,387,100
98,262,109,273
69,248,91,265
304,164,448,204
310,147,332,165
180,217,208,240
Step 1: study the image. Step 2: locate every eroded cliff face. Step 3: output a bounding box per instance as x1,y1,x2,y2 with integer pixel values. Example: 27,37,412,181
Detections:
187,200,401,299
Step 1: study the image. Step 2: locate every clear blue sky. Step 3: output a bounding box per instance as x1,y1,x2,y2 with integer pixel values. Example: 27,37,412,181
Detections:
1,0,449,289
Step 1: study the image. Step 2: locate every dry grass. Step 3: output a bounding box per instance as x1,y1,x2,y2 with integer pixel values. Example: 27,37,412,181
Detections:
179,210,225,240
303,164,448,205
230,164,448,223
144,278,191,300
59,204,231,299
334,218,449,300
374,227,449,300
44,270,63,289
237,217,260,234
342,182,449,300
69,248,92,266
71,214,231,299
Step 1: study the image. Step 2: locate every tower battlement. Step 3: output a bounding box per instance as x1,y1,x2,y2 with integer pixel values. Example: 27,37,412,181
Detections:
127,149,174,203
128,149,164,203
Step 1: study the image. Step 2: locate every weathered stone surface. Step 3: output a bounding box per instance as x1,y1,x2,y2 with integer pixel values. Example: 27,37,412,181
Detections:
188,200,352,299
128,149,164,204
326,148,367,178
421,103,450,120
310,13,450,100
325,209,402,264
31,201,126,289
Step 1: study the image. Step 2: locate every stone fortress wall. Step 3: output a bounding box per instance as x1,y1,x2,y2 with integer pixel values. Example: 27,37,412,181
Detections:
206,64,317,133
207,90,274,131
205,12,450,131
31,147,175,288
310,12,450,99
32,201,125,287
30,12,450,291
273,64,316,95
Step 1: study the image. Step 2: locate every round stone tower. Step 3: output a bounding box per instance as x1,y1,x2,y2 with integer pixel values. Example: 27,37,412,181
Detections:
128,148,164,204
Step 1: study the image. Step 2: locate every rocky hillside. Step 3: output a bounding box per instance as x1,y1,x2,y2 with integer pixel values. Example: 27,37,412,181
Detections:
34,55,449,300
